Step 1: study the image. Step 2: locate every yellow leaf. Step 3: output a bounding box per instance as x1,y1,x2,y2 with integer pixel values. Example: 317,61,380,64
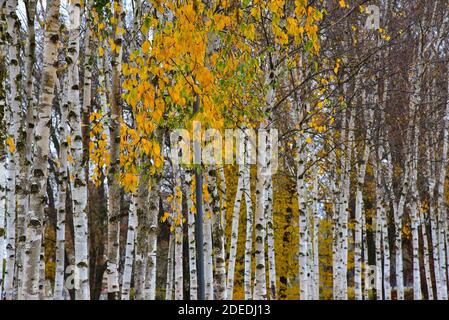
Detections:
142,40,151,54
6,137,15,153
161,212,170,223
122,173,138,193
115,26,124,36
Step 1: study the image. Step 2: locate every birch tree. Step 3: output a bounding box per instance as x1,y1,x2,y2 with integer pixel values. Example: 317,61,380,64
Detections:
23,0,60,299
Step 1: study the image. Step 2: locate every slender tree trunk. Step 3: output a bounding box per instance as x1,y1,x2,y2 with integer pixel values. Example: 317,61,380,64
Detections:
374,159,383,300
134,169,149,300
143,180,160,300
354,102,373,300
339,106,354,300
0,2,6,297
226,163,244,299
16,0,36,299
209,165,226,300
38,229,46,299
184,168,198,299
254,128,267,300
3,0,21,300
296,133,309,300
203,175,214,300
121,194,137,300
381,204,391,300
173,162,183,300
435,63,449,300
54,69,70,300
67,0,90,300
106,0,124,300
243,141,254,300
0,158,6,298
362,210,369,300
165,232,174,300
23,0,60,299
312,173,320,300
266,131,276,300
420,206,433,300
219,165,227,254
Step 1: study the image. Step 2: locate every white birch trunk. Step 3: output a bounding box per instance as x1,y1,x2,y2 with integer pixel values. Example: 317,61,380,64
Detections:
203,177,214,300
354,98,374,300
143,182,160,300
375,169,383,300
38,231,46,299
362,211,370,300
312,173,320,300
23,0,60,299
134,169,149,300
173,166,183,300
16,0,36,299
106,0,124,300
435,62,449,300
253,128,267,300
296,134,309,300
381,201,392,300
165,232,174,300
0,15,6,298
266,132,276,300
0,159,6,298
339,106,354,300
67,0,89,300
209,165,226,300
184,169,197,299
225,163,244,299
243,145,254,300
54,70,69,300
121,194,137,300
3,0,20,300
420,205,433,300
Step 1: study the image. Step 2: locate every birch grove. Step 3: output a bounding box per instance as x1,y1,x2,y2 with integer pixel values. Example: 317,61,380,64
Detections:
1,0,449,301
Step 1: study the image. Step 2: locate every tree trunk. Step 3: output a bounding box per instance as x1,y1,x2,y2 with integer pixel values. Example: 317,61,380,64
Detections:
143,181,160,300
165,232,174,300
226,163,244,299
184,168,198,299
3,0,21,300
16,0,36,299
67,0,90,300
121,194,137,300
54,66,70,300
106,0,124,300
23,0,60,299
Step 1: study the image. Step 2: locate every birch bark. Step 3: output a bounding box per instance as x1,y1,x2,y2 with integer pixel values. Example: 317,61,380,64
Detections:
165,232,174,300
209,165,226,300
121,194,137,300
106,0,124,300
184,168,198,299
3,0,21,300
67,0,90,300
243,140,254,300
54,67,70,300
134,169,149,300
16,0,36,299
354,98,374,300
225,162,244,299
23,0,60,299
143,180,160,300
